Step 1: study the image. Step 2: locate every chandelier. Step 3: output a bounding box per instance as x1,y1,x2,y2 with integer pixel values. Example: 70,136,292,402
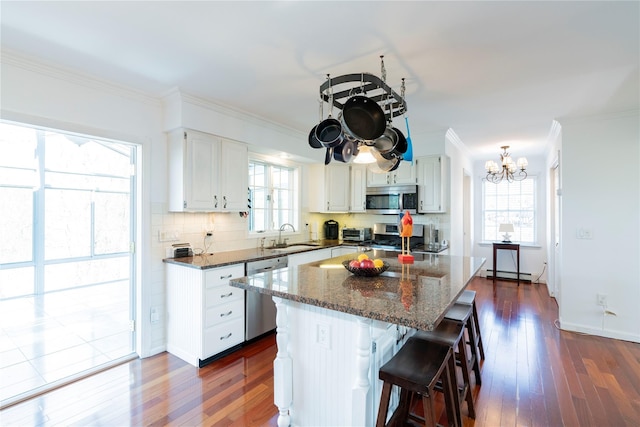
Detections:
485,146,528,184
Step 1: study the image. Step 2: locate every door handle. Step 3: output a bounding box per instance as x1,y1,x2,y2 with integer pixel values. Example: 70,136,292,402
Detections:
220,292,234,298
220,311,233,317
220,333,232,340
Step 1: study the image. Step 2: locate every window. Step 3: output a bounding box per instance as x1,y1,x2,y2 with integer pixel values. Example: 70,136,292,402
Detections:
482,178,536,243
248,159,298,233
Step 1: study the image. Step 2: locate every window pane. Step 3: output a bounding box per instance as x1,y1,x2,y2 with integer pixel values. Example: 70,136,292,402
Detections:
248,161,297,233
94,192,130,254
483,178,536,244
45,189,92,259
0,187,33,263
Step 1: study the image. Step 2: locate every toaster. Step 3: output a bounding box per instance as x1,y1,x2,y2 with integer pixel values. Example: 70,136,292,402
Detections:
342,228,372,242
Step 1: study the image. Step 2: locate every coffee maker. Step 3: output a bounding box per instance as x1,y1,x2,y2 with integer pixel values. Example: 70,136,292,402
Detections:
323,220,339,240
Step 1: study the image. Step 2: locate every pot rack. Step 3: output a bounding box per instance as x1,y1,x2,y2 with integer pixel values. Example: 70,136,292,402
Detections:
318,72,408,120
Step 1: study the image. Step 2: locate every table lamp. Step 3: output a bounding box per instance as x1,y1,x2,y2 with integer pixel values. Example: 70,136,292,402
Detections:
499,223,514,242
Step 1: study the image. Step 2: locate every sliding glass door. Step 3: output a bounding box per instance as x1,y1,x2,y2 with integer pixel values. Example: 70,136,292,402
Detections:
0,122,137,405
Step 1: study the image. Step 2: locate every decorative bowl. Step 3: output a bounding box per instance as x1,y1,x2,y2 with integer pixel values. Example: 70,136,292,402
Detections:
342,260,390,277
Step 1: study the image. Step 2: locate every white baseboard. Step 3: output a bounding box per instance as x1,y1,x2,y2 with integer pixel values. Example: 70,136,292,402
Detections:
559,320,640,343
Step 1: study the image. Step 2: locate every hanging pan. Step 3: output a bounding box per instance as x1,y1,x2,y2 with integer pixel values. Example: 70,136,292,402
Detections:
341,94,386,141
315,75,344,148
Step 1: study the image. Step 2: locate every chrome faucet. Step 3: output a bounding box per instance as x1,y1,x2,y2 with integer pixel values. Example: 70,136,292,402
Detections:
275,223,296,247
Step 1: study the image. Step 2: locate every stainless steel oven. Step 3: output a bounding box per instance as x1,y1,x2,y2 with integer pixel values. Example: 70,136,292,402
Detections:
365,185,418,215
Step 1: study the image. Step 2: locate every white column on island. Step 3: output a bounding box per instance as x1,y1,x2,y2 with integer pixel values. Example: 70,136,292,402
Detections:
352,317,372,426
273,296,292,427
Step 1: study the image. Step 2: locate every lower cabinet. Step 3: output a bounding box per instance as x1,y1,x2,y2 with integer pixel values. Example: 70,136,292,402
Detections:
288,248,333,268
166,263,245,367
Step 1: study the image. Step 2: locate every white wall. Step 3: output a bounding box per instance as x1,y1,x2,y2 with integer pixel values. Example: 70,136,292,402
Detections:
557,111,640,342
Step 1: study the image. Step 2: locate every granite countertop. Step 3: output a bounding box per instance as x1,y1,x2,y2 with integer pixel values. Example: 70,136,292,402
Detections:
163,240,343,270
229,250,486,331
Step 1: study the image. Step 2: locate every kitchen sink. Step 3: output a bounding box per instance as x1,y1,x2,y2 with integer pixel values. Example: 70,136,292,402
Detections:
269,243,320,253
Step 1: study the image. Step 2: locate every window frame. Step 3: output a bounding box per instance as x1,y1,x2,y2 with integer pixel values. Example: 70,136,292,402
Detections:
247,155,300,237
481,176,537,245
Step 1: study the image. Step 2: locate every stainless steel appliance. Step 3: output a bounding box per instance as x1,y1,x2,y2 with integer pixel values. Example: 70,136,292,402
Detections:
342,227,372,242
368,222,425,250
365,185,418,215
245,257,287,341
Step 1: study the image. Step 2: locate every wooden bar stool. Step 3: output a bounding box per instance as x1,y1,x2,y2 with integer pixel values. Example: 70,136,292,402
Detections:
413,318,476,419
377,337,460,427
444,303,482,385
456,290,485,360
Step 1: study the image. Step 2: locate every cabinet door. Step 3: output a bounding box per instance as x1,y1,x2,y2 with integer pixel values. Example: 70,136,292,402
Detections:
325,165,350,212
185,132,220,211
367,170,391,187
219,140,248,211
392,162,416,185
350,165,367,212
417,156,446,213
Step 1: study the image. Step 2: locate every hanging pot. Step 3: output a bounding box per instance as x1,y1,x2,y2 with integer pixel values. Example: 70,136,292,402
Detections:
333,138,357,163
380,128,408,160
315,117,343,148
308,125,323,148
369,148,400,173
373,126,399,154
341,95,386,141
324,146,334,165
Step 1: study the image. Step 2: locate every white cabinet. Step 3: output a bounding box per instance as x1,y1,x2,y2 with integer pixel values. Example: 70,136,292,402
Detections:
416,155,449,213
331,246,359,257
168,129,248,212
309,164,366,213
288,248,333,268
350,165,367,212
166,263,245,367
366,161,416,187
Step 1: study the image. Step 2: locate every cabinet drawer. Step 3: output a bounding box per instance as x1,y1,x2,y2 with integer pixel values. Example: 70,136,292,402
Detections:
203,319,245,358
205,285,244,307
204,298,244,328
205,265,244,288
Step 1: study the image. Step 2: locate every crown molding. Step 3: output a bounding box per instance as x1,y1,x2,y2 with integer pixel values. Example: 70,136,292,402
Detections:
445,127,472,158
1,48,161,107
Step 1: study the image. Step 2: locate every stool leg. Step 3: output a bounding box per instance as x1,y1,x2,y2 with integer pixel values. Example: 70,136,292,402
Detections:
465,317,482,385
376,382,392,427
442,351,461,427
456,337,476,419
472,301,485,360
421,393,437,427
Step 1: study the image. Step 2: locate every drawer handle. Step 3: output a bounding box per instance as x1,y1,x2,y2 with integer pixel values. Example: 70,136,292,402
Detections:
220,311,233,317
220,292,234,298
220,274,233,279
220,333,232,340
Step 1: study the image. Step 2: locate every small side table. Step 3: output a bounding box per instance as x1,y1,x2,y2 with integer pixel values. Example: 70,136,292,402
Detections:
492,242,520,285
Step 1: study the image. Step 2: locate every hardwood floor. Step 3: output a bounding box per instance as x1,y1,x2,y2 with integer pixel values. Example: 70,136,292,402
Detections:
1,277,639,426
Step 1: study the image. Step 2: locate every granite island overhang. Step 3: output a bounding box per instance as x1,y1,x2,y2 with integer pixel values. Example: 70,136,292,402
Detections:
229,250,486,332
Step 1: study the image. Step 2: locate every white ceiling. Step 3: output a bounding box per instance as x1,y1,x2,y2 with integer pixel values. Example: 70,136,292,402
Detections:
1,1,638,160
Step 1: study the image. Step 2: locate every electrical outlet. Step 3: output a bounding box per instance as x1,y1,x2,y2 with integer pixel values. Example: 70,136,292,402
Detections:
150,306,160,323
596,293,607,307
317,323,331,349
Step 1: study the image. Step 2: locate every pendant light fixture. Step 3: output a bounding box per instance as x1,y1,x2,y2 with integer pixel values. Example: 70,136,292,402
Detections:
485,146,528,184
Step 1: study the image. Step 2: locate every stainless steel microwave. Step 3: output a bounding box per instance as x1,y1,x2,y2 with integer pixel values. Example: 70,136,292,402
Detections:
365,185,418,215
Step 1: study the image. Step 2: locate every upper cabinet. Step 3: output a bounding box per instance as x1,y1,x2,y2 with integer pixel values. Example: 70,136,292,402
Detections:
366,161,416,187
416,155,449,213
309,164,366,213
168,129,248,212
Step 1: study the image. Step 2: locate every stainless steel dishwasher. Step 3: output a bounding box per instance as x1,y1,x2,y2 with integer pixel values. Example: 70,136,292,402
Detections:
245,256,288,341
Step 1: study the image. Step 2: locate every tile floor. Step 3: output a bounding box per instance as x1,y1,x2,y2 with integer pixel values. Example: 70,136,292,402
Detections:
0,281,134,406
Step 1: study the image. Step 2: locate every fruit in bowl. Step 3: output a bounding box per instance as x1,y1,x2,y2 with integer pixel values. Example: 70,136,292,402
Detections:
342,258,390,277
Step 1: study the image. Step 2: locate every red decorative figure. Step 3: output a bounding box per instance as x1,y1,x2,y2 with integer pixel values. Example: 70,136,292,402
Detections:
398,210,415,264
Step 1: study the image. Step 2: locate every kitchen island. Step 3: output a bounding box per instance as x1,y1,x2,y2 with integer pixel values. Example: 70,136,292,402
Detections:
229,250,485,426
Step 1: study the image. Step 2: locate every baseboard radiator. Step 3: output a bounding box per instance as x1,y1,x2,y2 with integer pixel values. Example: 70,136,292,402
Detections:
485,269,532,282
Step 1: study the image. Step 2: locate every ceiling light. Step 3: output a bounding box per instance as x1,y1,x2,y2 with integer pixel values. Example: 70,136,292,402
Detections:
353,145,376,164
485,146,528,184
